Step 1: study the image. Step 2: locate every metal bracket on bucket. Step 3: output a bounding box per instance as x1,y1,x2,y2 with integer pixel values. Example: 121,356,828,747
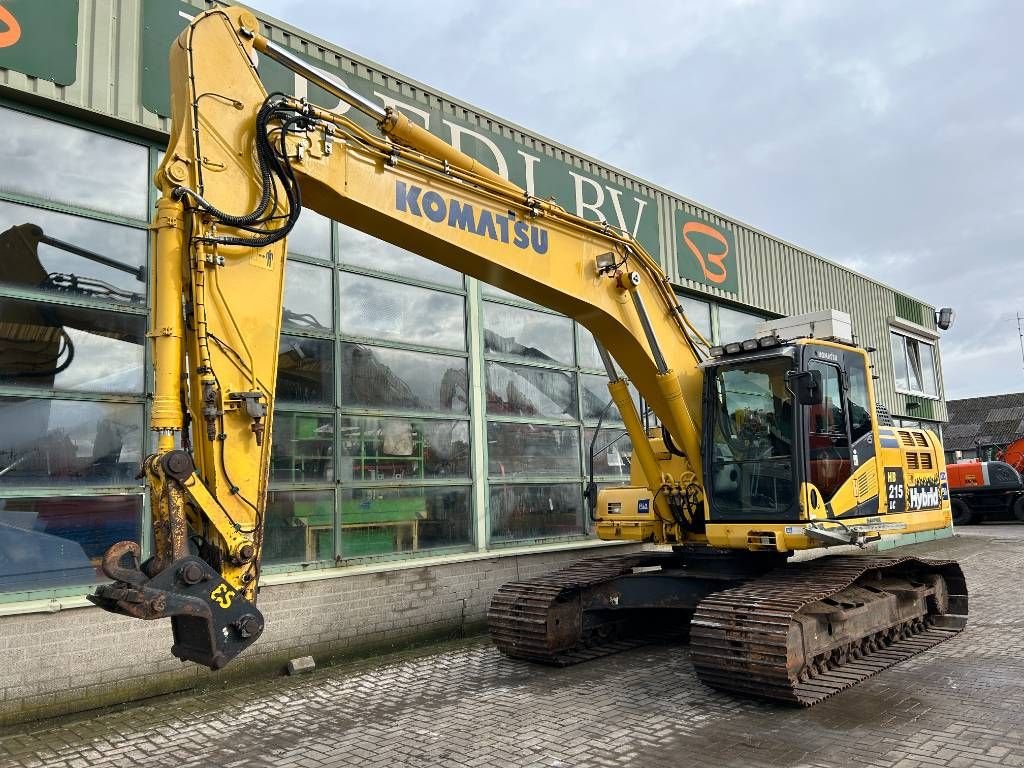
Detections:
88,542,264,670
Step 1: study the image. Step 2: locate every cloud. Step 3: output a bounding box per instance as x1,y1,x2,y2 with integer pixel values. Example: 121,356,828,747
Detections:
247,0,1022,401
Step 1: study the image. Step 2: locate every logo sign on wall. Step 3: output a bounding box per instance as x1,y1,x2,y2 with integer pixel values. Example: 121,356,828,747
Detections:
139,0,662,259
675,210,739,294
0,0,78,85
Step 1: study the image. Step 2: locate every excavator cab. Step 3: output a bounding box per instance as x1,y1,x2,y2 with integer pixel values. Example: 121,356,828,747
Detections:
703,337,875,524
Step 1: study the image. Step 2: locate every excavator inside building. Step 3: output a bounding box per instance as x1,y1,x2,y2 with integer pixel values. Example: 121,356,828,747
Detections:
87,7,967,706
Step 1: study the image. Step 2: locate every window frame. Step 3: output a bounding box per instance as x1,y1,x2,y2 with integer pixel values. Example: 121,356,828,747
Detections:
890,329,939,399
0,101,157,604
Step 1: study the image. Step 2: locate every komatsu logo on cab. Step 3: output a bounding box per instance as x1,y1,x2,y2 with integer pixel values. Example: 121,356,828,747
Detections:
395,180,549,255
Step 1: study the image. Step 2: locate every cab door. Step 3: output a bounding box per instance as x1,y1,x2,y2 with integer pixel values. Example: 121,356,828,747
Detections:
805,358,852,501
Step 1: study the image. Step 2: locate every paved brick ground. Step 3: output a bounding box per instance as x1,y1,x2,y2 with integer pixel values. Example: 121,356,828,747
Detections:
2,525,1023,768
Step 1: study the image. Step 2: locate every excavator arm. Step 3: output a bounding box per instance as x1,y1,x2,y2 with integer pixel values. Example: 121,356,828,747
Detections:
89,7,712,668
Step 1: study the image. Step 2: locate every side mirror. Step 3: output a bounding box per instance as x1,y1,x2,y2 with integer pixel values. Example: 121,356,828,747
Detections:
791,369,823,406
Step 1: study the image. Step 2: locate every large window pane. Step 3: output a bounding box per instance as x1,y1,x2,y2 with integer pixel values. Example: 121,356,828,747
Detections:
341,344,468,414
341,273,465,351
489,483,585,543
676,292,713,341
340,486,472,558
580,373,619,422
486,362,577,418
717,306,764,344
338,416,469,481
287,209,330,260
577,326,604,372
576,326,628,375
0,398,143,486
0,298,144,393
919,342,938,396
0,495,142,593
580,374,641,424
338,222,462,287
891,332,939,397
271,412,334,483
277,335,334,404
283,260,333,333
264,489,334,565
487,422,580,478
483,302,574,366
0,200,147,305
480,282,545,310
891,332,910,391
0,107,149,220
584,428,633,479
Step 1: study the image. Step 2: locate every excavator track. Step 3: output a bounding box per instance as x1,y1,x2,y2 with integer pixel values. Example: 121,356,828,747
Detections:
488,551,684,665
690,555,968,706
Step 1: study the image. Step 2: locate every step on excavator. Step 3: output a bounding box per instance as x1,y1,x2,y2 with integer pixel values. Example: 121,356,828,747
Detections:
86,7,966,703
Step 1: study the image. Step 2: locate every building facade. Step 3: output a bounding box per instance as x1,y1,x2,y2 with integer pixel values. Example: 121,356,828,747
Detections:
0,0,950,722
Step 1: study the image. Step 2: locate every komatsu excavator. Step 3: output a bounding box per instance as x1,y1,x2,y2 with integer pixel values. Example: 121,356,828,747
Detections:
89,7,967,705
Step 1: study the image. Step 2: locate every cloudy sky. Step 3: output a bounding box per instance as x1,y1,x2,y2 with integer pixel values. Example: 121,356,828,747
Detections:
246,0,1023,400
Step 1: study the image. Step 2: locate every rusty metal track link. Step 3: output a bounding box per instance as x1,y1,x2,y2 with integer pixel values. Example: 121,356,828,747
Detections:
487,552,677,665
689,555,968,706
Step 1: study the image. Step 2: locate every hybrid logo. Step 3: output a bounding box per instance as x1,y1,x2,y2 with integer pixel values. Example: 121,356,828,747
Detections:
395,181,549,255
908,484,941,510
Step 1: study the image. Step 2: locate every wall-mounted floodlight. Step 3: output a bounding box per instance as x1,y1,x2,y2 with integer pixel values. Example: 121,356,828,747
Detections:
936,307,956,331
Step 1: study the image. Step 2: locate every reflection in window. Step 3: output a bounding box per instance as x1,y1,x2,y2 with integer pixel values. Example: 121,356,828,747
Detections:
483,302,574,366
489,483,585,543
287,209,331,259
0,107,149,220
0,397,143,486
486,362,577,418
480,282,540,305
341,273,466,351
890,332,937,396
340,486,472,558
487,422,580,478
340,344,468,414
0,495,141,592
584,428,633,479
0,201,147,305
577,326,626,375
675,292,713,341
338,222,462,287
717,305,765,344
0,298,144,393
271,412,334,483
264,489,334,565
283,260,333,333
577,326,604,371
338,417,469,481
580,373,618,422
277,335,334,404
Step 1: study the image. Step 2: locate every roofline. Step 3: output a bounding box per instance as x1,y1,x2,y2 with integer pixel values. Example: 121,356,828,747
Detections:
227,1,935,309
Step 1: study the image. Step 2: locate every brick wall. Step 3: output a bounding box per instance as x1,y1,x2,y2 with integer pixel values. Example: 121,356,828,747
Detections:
0,546,636,726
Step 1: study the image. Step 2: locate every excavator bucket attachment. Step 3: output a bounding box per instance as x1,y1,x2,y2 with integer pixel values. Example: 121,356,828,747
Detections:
88,542,263,670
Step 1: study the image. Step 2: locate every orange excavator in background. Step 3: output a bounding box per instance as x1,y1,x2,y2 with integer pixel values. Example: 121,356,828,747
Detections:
86,7,967,705
947,436,1024,524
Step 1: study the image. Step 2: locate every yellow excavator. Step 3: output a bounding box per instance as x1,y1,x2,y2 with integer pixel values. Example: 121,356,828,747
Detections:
89,7,967,706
